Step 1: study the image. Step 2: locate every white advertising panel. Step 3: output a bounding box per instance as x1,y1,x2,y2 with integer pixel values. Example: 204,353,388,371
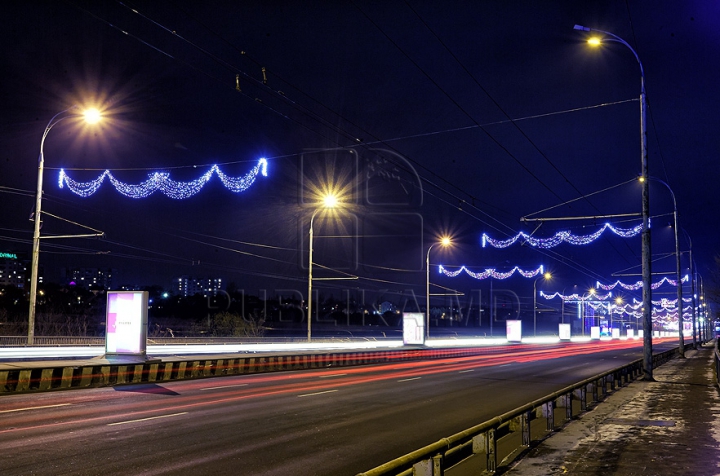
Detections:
403,312,425,345
105,291,148,355
506,320,522,342
590,326,600,339
558,323,571,340
611,328,620,339
627,329,635,338
638,330,644,339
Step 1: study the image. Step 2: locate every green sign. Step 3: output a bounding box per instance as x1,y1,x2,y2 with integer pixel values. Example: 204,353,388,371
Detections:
0,252,18,260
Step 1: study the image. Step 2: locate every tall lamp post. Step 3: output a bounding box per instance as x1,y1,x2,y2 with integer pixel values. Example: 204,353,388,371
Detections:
426,236,451,339
307,194,338,342
533,272,551,337
649,177,684,356
28,106,101,345
681,229,697,349
574,25,653,380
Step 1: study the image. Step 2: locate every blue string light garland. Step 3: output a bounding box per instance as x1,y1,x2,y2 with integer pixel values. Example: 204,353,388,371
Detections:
481,222,643,249
58,158,268,199
596,275,687,291
438,265,544,280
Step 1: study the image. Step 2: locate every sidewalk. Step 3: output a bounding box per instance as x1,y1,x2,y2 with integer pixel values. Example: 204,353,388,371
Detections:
505,343,720,475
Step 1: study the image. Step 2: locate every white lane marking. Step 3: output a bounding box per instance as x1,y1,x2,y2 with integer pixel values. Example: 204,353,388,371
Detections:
458,369,475,373
497,364,512,367
319,373,347,378
107,412,188,426
0,403,72,414
200,383,248,391
297,390,338,398
397,377,421,382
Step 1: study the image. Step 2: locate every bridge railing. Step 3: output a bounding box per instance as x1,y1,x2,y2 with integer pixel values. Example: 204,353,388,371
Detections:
714,338,719,388
356,346,682,476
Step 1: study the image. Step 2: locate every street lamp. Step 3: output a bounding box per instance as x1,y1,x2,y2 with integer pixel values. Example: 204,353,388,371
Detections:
648,177,684,356
680,228,697,349
426,236,451,339
612,296,624,336
575,24,653,380
28,106,102,345
533,272,551,336
581,288,597,336
307,194,339,342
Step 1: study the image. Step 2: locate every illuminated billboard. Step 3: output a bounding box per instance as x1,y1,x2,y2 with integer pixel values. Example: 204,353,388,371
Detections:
559,323,571,340
506,320,522,342
105,291,148,355
403,312,425,345
590,326,600,339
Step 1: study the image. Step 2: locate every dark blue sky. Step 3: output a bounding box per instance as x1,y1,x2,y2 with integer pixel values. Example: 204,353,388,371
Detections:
1,1,718,311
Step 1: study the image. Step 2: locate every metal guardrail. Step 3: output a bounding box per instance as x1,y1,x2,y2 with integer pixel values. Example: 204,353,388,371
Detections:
356,346,682,476
714,338,719,388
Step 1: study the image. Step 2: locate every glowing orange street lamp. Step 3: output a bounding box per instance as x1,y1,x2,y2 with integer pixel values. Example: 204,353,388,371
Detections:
28,106,102,344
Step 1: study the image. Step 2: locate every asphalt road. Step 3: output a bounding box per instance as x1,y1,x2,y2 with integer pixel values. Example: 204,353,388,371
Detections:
0,339,677,475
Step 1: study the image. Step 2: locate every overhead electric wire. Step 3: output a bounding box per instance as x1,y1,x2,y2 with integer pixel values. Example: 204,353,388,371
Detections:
64,1,642,288
401,1,638,266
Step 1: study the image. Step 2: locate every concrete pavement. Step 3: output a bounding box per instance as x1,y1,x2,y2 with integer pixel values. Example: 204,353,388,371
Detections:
505,343,720,475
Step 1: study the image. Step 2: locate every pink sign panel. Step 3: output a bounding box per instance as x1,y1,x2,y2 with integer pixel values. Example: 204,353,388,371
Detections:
106,291,148,355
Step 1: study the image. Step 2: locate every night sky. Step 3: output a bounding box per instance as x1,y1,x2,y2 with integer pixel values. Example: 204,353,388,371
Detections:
1,1,718,312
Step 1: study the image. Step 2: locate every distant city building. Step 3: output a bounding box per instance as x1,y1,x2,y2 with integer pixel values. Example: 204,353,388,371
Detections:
62,267,117,289
0,251,37,288
379,301,395,314
175,276,224,297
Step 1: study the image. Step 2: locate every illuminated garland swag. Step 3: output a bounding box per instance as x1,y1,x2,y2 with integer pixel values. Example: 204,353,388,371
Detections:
58,158,268,199
438,265,545,280
481,222,642,249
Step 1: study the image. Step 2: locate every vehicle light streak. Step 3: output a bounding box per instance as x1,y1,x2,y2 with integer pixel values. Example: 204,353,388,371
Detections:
0,339,677,437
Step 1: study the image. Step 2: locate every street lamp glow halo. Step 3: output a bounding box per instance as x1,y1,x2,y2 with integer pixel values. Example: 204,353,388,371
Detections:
83,108,102,124
323,194,339,208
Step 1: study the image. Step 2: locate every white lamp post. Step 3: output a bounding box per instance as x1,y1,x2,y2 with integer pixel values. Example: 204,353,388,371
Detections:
28,106,101,344
426,237,451,339
533,272,551,337
574,25,653,379
307,194,338,342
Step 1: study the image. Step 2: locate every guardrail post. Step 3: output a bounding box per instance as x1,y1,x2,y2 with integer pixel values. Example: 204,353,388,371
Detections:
412,455,443,476
575,386,587,411
522,411,531,446
564,393,573,421
544,401,555,432
601,376,608,397
592,381,599,403
485,429,497,473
